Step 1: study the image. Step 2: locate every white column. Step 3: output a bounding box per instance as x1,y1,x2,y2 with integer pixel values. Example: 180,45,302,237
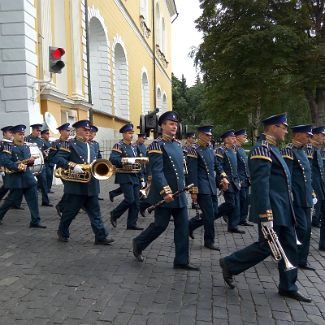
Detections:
70,0,83,99
0,0,42,127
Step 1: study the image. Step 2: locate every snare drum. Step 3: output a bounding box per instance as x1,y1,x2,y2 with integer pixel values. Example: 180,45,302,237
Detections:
27,143,44,175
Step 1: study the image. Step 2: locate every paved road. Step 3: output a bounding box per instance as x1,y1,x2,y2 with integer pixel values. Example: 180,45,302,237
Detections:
0,180,325,324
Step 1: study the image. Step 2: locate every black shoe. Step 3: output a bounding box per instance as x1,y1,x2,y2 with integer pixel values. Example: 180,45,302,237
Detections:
29,223,47,229
189,229,195,240
312,223,321,228
204,243,220,251
278,290,312,302
228,229,245,234
10,206,24,210
173,263,200,271
110,212,117,228
57,231,68,242
95,238,114,245
298,263,315,271
133,239,144,262
219,258,235,289
240,222,254,227
98,197,104,201
41,203,53,207
109,192,114,202
127,226,144,230
139,208,147,218
55,204,62,218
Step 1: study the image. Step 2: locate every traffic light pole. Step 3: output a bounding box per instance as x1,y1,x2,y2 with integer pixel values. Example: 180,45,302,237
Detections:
85,0,93,124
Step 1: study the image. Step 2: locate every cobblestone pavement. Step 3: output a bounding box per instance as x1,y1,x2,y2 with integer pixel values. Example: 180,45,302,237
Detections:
0,180,325,325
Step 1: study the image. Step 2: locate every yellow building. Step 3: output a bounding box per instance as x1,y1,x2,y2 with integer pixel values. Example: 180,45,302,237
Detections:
0,0,177,145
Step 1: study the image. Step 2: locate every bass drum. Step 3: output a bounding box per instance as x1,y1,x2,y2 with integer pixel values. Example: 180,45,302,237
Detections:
27,143,44,175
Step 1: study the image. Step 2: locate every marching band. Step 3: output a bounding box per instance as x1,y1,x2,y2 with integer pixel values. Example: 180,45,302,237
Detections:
1,111,325,303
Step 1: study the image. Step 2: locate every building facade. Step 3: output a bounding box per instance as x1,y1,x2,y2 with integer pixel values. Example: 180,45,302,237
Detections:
0,0,176,145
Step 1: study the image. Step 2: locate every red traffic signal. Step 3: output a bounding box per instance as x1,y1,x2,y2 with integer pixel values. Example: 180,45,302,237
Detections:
49,46,65,73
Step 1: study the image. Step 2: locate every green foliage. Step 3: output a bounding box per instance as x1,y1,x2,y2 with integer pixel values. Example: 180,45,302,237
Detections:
192,0,325,128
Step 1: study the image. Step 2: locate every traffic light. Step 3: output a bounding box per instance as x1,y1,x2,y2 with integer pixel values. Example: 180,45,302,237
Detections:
49,47,65,73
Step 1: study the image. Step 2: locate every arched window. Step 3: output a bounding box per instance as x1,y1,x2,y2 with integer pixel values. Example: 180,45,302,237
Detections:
155,2,161,48
141,71,150,115
89,17,112,113
140,0,149,24
156,87,162,113
161,17,166,54
162,93,167,114
113,42,129,119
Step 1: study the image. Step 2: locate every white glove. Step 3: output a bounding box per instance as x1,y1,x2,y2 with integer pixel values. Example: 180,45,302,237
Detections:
72,164,84,174
141,181,146,189
261,220,273,229
0,172,5,177
313,197,318,205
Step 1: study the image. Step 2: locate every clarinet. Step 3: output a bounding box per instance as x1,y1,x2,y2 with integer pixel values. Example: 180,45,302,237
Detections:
146,184,194,214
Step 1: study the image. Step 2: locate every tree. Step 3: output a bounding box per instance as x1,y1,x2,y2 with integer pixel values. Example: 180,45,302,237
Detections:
194,0,325,127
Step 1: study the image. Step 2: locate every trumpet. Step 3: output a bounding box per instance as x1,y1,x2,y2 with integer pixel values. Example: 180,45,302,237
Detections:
55,159,114,183
116,157,149,174
261,225,296,272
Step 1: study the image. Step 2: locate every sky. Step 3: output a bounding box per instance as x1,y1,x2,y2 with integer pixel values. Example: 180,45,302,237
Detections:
172,0,203,86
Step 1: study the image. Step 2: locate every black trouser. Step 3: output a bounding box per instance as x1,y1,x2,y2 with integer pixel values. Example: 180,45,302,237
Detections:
0,186,40,225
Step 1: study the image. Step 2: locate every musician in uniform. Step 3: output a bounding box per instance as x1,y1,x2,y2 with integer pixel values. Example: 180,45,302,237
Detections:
89,125,104,200
307,127,325,251
235,129,253,227
183,132,196,156
282,125,315,270
187,125,227,250
48,123,71,217
132,111,199,271
0,125,46,228
41,129,54,193
219,113,311,302
0,126,23,210
55,120,113,244
109,124,143,230
216,130,244,234
89,125,102,159
25,123,52,207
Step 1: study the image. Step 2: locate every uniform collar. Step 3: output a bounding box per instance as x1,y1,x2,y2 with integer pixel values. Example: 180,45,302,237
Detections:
75,136,87,143
122,140,131,145
13,139,23,146
263,133,277,145
162,134,174,142
292,139,304,148
197,139,209,147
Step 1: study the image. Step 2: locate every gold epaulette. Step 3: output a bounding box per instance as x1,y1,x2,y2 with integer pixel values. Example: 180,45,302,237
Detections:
250,145,272,162
112,142,122,153
2,143,12,155
281,146,294,160
215,147,225,158
58,140,71,152
147,141,162,154
304,144,313,159
187,147,197,159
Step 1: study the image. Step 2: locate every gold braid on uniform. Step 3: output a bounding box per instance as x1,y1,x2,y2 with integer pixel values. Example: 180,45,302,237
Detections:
250,142,272,162
304,144,313,159
58,140,71,153
147,141,162,155
281,145,294,160
112,142,122,153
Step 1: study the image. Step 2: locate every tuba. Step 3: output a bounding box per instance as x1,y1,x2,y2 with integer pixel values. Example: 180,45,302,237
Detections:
55,159,114,183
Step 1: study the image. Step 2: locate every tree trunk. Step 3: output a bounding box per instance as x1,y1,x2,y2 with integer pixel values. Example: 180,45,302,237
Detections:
249,97,261,146
305,88,325,125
